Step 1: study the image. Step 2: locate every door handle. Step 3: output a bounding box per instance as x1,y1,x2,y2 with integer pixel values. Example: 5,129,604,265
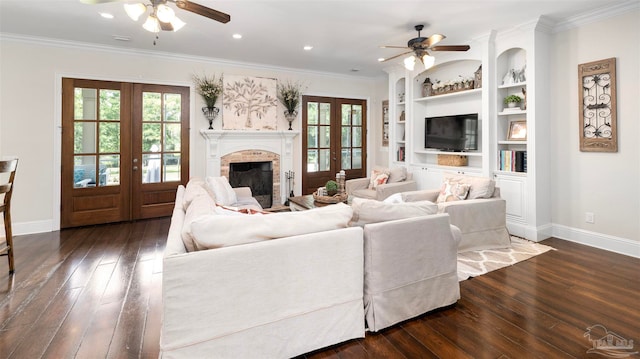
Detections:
133,166,138,171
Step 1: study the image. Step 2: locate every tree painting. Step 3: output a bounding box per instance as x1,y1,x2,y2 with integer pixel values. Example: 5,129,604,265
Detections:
222,75,277,130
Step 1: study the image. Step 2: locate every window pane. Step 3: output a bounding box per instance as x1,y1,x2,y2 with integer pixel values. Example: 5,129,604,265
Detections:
143,92,161,122
164,93,181,122
341,127,351,148
341,149,351,170
352,127,362,147
74,122,96,154
342,104,351,125
99,122,120,153
74,88,96,120
307,150,318,173
319,103,331,125
142,153,161,183
307,102,318,125
164,154,181,182
99,89,120,121
352,148,362,169
142,123,162,152
164,123,181,151
307,126,318,148
319,149,330,171
352,105,362,125
99,155,120,186
319,126,330,148
73,155,96,187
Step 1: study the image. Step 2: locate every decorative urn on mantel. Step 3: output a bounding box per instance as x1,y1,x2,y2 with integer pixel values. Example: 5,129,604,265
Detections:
277,80,305,131
284,110,298,131
202,107,219,130
193,73,223,130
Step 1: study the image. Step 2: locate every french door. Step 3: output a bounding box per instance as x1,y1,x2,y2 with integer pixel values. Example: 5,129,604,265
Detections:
61,78,189,228
302,96,367,194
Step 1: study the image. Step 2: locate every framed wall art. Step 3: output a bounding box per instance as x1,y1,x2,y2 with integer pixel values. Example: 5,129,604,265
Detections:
578,57,617,152
382,100,389,147
222,75,278,130
507,120,527,141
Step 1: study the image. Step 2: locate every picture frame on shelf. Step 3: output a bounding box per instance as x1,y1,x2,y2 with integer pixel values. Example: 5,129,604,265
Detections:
507,121,527,140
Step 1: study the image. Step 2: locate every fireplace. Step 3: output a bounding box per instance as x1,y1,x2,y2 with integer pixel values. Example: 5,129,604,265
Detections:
229,161,273,208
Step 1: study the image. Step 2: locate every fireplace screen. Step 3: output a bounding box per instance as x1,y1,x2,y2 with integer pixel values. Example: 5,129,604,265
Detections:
229,161,273,208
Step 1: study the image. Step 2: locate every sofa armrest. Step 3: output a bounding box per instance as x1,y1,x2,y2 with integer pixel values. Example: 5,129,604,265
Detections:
346,177,370,194
438,198,507,234
375,180,417,200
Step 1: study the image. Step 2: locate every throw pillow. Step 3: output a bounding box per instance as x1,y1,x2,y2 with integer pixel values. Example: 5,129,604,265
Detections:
183,179,214,210
442,174,496,199
205,176,238,206
387,166,407,183
181,194,217,252
368,169,390,190
436,180,471,203
383,192,404,204
349,197,437,227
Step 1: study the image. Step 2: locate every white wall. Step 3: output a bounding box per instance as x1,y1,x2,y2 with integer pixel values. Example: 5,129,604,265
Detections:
0,38,387,233
551,10,640,250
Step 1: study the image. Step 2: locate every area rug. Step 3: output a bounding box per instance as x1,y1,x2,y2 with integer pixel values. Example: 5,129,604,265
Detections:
457,236,555,281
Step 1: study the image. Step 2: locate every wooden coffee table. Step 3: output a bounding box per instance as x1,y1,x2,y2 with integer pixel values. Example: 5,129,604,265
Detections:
288,194,349,211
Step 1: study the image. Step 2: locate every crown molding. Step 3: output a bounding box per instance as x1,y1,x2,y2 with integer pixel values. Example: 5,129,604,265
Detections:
553,0,640,33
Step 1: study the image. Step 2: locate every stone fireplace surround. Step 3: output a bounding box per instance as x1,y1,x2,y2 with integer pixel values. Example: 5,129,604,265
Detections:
200,130,299,207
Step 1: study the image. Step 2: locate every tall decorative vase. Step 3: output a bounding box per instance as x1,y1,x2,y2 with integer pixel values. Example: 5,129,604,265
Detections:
202,107,219,130
284,110,297,131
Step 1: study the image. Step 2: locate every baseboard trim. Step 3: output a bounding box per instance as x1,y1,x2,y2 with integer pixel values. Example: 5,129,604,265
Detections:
506,221,552,242
12,220,54,237
552,224,640,258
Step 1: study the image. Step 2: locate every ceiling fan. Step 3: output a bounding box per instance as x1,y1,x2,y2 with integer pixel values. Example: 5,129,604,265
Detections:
381,25,470,71
80,0,230,33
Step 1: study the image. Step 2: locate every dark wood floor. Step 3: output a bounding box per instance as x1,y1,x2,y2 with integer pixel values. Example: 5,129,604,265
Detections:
0,218,638,358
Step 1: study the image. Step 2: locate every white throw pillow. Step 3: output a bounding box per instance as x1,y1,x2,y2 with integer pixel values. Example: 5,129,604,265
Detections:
383,192,404,204
190,203,353,250
387,166,407,183
181,194,217,252
183,179,214,210
205,176,238,206
349,197,437,227
442,174,496,199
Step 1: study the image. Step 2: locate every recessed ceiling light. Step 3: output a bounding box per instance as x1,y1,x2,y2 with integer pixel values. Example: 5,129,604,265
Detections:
378,58,385,62
350,68,360,72
303,45,313,51
232,34,242,39
100,12,114,19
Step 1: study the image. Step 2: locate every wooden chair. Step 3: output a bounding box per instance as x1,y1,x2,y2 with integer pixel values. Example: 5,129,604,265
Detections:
0,159,18,274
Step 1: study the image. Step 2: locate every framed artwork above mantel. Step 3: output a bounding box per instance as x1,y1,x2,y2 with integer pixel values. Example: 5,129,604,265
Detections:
578,57,617,152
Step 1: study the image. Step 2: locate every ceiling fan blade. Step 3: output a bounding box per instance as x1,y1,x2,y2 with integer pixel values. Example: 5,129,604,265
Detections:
430,45,471,51
175,0,231,23
382,51,413,62
380,45,410,49
422,34,445,48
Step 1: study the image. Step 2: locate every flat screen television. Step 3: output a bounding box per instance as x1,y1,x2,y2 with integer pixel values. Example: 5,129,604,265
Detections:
425,113,478,151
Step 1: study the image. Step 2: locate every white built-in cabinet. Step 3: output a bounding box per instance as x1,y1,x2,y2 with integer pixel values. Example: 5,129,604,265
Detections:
384,18,552,241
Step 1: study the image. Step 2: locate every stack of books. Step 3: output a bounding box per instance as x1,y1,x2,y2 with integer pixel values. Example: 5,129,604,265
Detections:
499,150,527,172
397,146,405,162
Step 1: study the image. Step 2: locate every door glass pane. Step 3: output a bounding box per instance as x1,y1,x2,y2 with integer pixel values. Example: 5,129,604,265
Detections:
319,149,330,171
74,122,96,154
352,148,362,169
341,127,351,148
164,93,181,122
142,153,162,183
142,123,162,152
307,126,318,148
99,155,120,186
307,149,318,173
143,92,162,121
164,123,181,151
319,103,331,125
163,154,181,182
99,90,121,121
307,102,318,125
342,104,351,125
99,122,120,153
74,88,97,120
352,127,362,147
341,149,351,170
319,126,330,147
74,155,97,187
352,105,362,125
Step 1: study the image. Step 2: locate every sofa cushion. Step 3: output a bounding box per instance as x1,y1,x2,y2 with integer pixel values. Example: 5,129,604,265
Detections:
349,197,437,227
368,169,389,189
206,176,238,206
436,180,470,203
183,179,214,209
181,194,217,252
190,203,353,250
387,166,407,183
442,174,496,199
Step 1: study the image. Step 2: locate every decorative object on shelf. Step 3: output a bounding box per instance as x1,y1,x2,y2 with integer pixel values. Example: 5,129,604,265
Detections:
202,106,220,130
422,77,433,97
398,92,405,103
277,80,305,130
507,120,527,141
504,94,522,109
336,170,346,195
430,75,475,96
521,88,527,110
474,65,482,89
382,100,389,146
501,65,526,86
313,190,348,204
578,57,617,152
437,154,468,167
193,73,223,129
399,110,405,122
223,75,277,130
325,180,338,196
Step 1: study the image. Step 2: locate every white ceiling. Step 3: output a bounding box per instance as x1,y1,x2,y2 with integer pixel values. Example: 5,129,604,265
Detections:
0,0,626,77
